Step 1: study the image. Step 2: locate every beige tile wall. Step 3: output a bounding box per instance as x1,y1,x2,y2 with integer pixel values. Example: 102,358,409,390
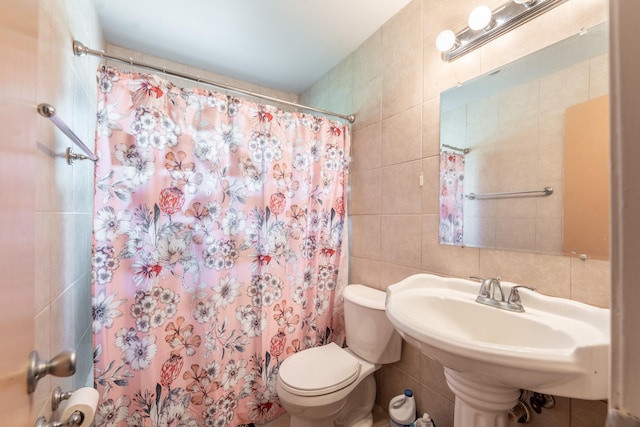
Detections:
300,0,610,426
33,0,104,420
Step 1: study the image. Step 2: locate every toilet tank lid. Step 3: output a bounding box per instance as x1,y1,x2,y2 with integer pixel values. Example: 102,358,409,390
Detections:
343,285,385,310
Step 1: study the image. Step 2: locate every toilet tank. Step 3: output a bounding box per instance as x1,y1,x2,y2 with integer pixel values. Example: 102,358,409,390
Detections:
343,284,401,364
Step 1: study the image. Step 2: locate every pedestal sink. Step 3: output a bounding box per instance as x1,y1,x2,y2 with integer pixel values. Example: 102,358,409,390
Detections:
385,274,609,427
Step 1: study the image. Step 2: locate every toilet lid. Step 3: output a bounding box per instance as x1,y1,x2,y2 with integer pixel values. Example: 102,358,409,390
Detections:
278,342,361,397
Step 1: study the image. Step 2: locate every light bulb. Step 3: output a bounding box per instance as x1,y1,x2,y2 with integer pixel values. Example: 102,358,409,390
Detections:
435,30,458,52
468,5,493,31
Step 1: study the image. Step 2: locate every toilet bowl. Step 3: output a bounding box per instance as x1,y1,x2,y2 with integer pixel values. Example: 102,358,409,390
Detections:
276,285,402,427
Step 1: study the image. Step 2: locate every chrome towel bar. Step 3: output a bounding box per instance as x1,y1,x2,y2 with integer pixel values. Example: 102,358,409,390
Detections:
37,103,98,164
466,187,554,200
442,144,470,154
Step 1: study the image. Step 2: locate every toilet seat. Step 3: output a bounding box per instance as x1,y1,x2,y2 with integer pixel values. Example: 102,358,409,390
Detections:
278,342,361,397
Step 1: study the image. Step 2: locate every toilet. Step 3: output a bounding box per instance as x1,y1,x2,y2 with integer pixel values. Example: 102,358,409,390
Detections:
276,284,402,427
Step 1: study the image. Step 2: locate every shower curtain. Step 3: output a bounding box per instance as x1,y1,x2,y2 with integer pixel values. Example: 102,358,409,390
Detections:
439,151,464,245
91,66,350,427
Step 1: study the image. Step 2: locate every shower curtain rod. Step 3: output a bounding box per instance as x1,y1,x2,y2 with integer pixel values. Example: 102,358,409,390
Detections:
73,40,356,124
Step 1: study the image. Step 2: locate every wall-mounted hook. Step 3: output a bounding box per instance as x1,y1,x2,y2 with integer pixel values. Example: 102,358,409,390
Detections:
27,349,76,394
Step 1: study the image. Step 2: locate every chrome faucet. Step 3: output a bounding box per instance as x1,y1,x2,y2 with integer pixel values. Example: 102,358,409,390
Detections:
469,276,536,312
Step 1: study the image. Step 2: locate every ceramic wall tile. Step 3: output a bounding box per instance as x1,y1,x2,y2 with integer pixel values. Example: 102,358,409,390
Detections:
352,76,382,130
349,257,382,289
349,169,382,215
378,263,425,290
352,30,382,87
479,250,571,297
422,98,440,158
381,215,423,268
571,257,611,308
381,161,423,214
570,0,609,34
381,0,423,67
422,214,480,277
382,105,423,166
351,122,382,173
351,215,382,260
421,156,439,215
382,59,423,119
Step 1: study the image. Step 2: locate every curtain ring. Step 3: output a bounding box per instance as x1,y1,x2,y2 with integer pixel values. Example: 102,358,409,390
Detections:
129,57,134,66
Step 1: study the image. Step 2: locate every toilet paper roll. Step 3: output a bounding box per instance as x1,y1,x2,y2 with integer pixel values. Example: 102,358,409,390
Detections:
59,387,99,427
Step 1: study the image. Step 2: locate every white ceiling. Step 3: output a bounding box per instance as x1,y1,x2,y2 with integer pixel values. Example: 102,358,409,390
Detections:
94,0,412,94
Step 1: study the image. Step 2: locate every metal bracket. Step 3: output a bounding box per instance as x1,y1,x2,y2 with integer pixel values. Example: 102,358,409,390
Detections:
51,387,73,411
65,147,91,165
34,411,83,427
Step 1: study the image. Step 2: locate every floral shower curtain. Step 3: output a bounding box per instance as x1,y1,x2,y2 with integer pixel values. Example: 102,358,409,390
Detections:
91,66,350,427
439,150,464,245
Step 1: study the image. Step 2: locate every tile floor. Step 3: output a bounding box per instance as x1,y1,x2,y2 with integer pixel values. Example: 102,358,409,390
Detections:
258,404,390,427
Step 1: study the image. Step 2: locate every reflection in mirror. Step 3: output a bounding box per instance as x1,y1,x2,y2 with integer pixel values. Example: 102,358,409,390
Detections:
439,22,609,259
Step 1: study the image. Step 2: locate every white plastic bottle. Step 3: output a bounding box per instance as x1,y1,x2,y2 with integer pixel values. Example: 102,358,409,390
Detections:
388,389,416,427
414,413,436,427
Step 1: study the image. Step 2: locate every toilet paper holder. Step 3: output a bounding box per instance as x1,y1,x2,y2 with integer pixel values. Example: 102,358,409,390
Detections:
42,386,99,427
51,387,73,411
34,411,83,427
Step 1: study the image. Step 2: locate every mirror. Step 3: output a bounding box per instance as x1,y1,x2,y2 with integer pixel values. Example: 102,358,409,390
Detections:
439,22,609,260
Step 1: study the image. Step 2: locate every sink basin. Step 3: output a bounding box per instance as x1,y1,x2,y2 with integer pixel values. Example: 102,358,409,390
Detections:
385,274,610,427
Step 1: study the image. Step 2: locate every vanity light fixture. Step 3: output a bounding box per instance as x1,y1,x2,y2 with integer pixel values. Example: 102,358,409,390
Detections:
436,0,568,62
435,29,459,52
467,5,494,31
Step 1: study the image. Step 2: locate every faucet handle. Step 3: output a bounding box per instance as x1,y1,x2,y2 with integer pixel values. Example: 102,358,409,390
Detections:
507,285,536,305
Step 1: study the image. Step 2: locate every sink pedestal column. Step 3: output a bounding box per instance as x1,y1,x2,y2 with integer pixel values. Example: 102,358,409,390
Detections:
444,368,521,427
